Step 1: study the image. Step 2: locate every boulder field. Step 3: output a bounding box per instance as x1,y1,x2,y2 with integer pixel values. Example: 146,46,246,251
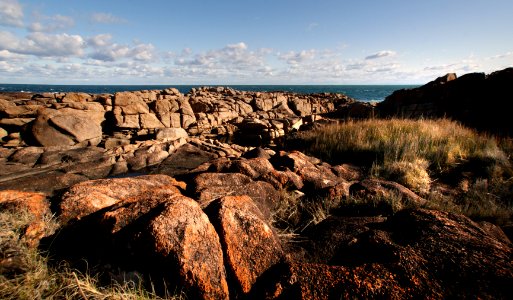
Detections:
1,80,513,299
1,147,512,299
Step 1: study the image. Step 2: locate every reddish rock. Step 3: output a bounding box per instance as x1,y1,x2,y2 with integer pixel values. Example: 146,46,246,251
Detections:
0,190,50,246
59,174,186,223
144,197,229,300
206,195,283,295
264,209,513,299
193,172,279,219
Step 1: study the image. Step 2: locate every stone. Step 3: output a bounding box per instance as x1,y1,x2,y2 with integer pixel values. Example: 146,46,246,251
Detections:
104,138,131,149
58,175,185,223
255,209,513,299
0,117,34,127
206,195,283,295
114,92,149,114
193,172,279,219
0,190,50,247
143,196,229,300
30,108,104,147
0,127,7,140
155,128,188,141
119,114,140,129
8,147,44,166
154,143,218,177
349,178,426,207
50,111,103,143
0,170,89,196
140,113,165,129
61,92,93,103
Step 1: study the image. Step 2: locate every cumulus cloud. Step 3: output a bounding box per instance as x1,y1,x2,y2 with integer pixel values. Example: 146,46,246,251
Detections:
87,33,113,48
88,36,156,62
0,0,24,27
28,14,74,32
278,50,316,65
91,12,127,24
0,49,26,61
0,30,85,57
365,50,397,60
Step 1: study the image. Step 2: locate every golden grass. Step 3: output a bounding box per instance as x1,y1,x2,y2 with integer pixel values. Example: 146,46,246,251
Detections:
297,118,508,172
0,208,182,300
293,118,513,223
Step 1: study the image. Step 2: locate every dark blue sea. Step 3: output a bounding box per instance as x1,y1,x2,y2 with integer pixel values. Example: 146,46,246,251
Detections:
0,84,418,102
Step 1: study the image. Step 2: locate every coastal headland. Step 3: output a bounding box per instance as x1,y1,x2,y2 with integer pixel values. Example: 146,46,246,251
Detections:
1,68,513,299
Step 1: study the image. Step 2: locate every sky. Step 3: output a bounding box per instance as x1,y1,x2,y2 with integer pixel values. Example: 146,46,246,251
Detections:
0,0,512,85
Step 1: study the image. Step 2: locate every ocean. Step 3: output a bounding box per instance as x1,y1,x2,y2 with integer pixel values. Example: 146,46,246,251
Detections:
0,84,418,102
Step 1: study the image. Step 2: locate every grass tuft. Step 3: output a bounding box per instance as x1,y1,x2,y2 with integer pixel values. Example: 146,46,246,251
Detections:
0,208,182,300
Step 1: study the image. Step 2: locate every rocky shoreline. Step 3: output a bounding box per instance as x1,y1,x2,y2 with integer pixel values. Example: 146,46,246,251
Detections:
1,69,513,299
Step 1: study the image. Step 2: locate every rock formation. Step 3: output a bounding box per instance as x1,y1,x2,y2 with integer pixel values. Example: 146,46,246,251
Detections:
378,67,513,135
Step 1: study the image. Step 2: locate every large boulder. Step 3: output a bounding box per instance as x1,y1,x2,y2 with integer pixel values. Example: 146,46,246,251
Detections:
206,195,283,295
30,108,104,147
58,174,186,223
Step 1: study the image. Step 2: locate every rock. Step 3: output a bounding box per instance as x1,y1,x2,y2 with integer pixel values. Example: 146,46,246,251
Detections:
349,178,426,209
242,147,271,159
58,174,186,223
114,92,149,114
0,190,50,247
8,147,44,166
255,209,513,299
143,196,229,300
104,137,130,149
155,128,188,141
0,170,89,196
61,92,93,103
0,127,8,141
206,196,283,295
154,143,218,177
30,108,104,147
378,67,513,135
193,172,279,219
140,113,165,128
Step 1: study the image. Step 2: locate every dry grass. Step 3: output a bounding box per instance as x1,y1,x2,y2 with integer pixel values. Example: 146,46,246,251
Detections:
292,118,513,223
297,118,508,173
0,208,182,300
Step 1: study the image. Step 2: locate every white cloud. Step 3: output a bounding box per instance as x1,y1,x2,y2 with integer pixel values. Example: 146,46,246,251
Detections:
88,37,156,62
365,50,397,60
28,14,74,32
0,30,85,57
91,12,127,24
0,0,24,27
278,50,316,65
87,33,113,47
0,49,26,61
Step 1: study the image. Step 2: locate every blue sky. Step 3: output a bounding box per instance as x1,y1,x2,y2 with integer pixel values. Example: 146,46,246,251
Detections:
0,0,512,84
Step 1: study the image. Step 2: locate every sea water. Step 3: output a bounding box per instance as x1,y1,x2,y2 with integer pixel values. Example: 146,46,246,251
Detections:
0,84,417,102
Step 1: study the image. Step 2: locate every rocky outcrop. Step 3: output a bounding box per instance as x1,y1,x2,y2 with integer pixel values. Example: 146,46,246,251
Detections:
255,209,513,299
378,67,513,135
1,87,356,148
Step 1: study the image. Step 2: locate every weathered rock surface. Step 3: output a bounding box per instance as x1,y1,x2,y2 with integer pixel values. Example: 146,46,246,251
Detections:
58,174,186,223
206,195,283,295
0,190,50,247
255,209,513,299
